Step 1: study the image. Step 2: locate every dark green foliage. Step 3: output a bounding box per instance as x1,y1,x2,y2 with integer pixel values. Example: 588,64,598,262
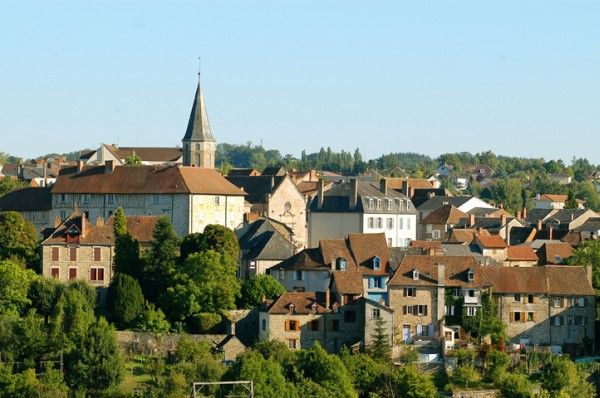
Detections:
198,224,240,258
565,190,579,209
370,315,391,362
135,303,170,334
64,317,124,394
341,350,386,398
179,232,204,263
0,177,27,198
0,212,39,266
462,291,505,343
239,274,286,308
106,273,145,328
113,207,128,237
497,372,532,398
540,356,595,396
0,259,37,316
113,207,143,278
191,312,222,333
27,278,60,324
486,349,511,382
387,365,438,398
142,216,180,303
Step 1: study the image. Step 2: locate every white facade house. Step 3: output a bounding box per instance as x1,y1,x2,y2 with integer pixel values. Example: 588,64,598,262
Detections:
308,179,418,248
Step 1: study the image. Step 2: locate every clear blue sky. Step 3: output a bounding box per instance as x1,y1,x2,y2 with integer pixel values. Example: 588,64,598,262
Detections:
1,1,599,163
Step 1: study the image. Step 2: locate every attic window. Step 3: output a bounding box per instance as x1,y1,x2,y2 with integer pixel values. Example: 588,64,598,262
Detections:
336,258,347,271
367,198,374,210
413,269,419,280
376,199,382,210
372,256,381,270
289,303,296,314
554,255,562,263
467,269,474,281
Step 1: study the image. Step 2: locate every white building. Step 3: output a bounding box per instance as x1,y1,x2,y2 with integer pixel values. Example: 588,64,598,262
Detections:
308,179,418,248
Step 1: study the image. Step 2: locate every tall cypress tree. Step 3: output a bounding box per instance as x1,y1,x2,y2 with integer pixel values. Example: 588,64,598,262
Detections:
113,207,142,279
142,216,180,303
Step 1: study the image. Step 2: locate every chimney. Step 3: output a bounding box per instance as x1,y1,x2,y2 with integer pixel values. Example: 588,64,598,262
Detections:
436,263,446,321
380,178,388,195
522,207,527,220
270,176,275,190
317,179,324,209
500,214,507,226
537,219,542,232
81,212,87,238
54,214,61,228
77,160,84,173
548,226,553,241
428,191,435,199
350,179,358,209
105,160,115,173
325,287,331,309
516,210,522,220
469,213,476,227
96,216,105,227
401,180,410,196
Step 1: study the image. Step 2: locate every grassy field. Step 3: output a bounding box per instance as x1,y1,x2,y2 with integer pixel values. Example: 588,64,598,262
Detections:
119,356,152,395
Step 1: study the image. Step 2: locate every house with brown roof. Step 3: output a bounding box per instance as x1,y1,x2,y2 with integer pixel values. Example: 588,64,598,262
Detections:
473,233,508,263
419,204,466,241
505,246,539,267
50,163,246,236
41,210,159,289
537,242,574,265
0,187,52,233
80,144,184,166
258,291,393,353
535,194,570,210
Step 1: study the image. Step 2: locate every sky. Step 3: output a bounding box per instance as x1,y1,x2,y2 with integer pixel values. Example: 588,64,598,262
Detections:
1,1,599,163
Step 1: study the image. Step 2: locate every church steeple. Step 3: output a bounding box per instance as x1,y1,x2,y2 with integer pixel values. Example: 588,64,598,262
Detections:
182,71,216,168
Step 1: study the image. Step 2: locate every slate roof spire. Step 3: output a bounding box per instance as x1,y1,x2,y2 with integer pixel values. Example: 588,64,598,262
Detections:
183,80,215,142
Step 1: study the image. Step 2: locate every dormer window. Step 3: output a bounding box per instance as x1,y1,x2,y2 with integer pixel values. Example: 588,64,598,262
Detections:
336,258,347,271
413,269,419,280
376,199,382,210
386,199,392,210
367,198,374,210
467,269,474,281
311,302,318,314
372,256,381,270
289,303,296,314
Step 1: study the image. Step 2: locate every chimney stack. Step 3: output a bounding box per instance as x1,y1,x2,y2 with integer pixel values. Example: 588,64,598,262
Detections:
325,287,331,309
77,160,84,173
537,219,542,232
270,176,275,190
517,210,522,220
317,179,324,209
54,214,61,228
105,160,115,173
81,212,87,238
380,178,388,195
96,216,105,227
500,214,507,226
548,226,553,240
401,180,410,196
522,207,527,220
350,179,358,209
469,213,476,227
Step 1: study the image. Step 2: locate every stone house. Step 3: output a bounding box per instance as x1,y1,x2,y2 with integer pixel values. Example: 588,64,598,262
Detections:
536,242,574,265
0,187,52,234
50,163,246,236
226,173,307,249
41,211,159,288
236,218,297,278
473,234,508,263
308,178,418,248
258,291,393,353
504,246,539,267
80,144,183,166
419,204,466,241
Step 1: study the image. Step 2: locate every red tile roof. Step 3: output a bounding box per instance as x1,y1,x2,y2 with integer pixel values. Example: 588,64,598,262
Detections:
420,204,466,225
476,233,508,249
388,255,487,288
538,194,568,203
266,292,329,314
482,266,594,295
538,242,574,264
506,246,538,262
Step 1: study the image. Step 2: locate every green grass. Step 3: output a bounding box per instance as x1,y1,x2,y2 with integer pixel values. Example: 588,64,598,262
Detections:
119,356,152,395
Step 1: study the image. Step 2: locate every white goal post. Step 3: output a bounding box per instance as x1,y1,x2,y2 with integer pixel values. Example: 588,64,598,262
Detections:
191,380,254,398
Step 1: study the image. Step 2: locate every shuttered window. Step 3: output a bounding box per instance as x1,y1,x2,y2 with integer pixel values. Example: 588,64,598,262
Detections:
51,247,59,261
94,247,101,261
51,268,59,278
90,268,105,281
69,247,77,261
68,268,77,280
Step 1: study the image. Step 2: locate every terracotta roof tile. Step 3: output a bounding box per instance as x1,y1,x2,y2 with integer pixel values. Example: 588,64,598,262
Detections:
331,271,364,294
538,242,574,264
482,266,594,295
266,292,329,314
506,246,539,261
388,255,487,288
420,204,466,225
476,233,508,249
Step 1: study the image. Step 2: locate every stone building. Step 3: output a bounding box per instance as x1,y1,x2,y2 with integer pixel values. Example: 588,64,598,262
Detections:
41,211,159,288
182,79,216,168
308,178,418,248
258,291,393,353
419,204,466,241
80,144,183,166
0,187,52,234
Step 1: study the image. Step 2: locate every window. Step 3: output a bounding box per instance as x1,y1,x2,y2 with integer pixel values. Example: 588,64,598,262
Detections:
295,271,304,281
372,277,383,288
376,217,383,229
51,247,59,261
68,268,77,280
107,194,115,204
417,305,428,316
567,315,574,325
69,247,77,261
399,218,404,230
403,287,416,297
527,312,534,322
413,270,419,280
214,196,220,206
432,230,441,239
59,193,67,203
287,339,297,349
287,320,299,331
261,319,267,331
553,297,563,308
152,195,160,205
309,319,320,331
387,218,393,229
368,217,374,229
514,294,521,302
293,286,305,292
60,210,67,220
331,319,340,332
51,267,59,279
407,217,411,229
467,270,474,281
289,304,296,315
93,247,101,261
513,312,521,322
552,316,563,326
372,309,381,318
445,305,455,316
468,289,475,298
90,268,105,281
577,297,586,307
403,306,413,315
336,258,347,271
575,316,587,326
284,201,292,212
466,307,477,317
420,325,430,337
526,294,534,304
344,310,356,323
387,199,392,210
372,256,381,270
387,238,392,247
376,199,382,210
83,194,91,203
368,198,374,210
395,198,402,209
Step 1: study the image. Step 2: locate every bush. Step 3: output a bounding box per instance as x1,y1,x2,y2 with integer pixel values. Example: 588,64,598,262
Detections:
135,304,170,335
191,312,222,333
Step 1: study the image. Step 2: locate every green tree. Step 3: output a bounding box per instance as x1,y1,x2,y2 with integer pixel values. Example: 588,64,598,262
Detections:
113,208,143,278
106,273,145,328
540,356,595,397
0,259,37,316
27,278,60,325
370,315,391,362
142,216,180,302
0,178,27,198
239,274,286,308
113,207,128,237
450,364,481,389
0,212,39,266
565,191,579,209
49,286,95,351
462,291,505,343
123,152,142,165
387,365,437,398
199,224,240,258
179,232,204,263
64,317,124,395
486,349,510,382
497,372,532,398
135,303,171,335
341,350,386,398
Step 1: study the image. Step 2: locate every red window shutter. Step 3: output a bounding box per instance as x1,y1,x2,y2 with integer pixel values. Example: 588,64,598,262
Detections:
98,268,104,281
70,247,77,261
94,247,101,261
69,268,77,280
413,305,418,315
424,305,428,316
51,268,59,278
403,306,407,315
90,268,97,281
51,247,59,261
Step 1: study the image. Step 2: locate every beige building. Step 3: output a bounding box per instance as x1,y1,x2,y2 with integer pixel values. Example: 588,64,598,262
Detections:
419,204,466,241
41,211,159,288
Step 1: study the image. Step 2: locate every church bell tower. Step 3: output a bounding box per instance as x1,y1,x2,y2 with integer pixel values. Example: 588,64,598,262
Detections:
182,74,216,168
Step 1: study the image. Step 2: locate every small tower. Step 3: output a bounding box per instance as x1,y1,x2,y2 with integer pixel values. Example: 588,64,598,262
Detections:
182,73,216,168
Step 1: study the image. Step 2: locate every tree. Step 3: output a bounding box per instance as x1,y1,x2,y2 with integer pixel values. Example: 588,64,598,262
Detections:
222,350,297,398
450,364,481,389
370,315,391,362
27,278,60,325
199,224,240,258
0,259,37,316
540,356,595,397
294,342,358,398
179,232,204,263
340,350,386,398
239,274,286,308
135,303,170,335
113,207,143,278
497,372,532,398
113,207,127,237
142,216,180,302
387,365,437,398
123,152,141,165
0,177,26,198
106,273,145,328
486,349,510,382
0,212,39,266
565,191,579,209
65,317,124,395
567,240,600,293
462,291,505,343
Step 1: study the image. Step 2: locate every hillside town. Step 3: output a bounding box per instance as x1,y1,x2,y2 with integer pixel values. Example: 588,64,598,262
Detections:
1,77,600,397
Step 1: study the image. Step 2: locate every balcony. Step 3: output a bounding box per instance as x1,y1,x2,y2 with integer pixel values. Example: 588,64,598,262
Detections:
463,296,479,305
